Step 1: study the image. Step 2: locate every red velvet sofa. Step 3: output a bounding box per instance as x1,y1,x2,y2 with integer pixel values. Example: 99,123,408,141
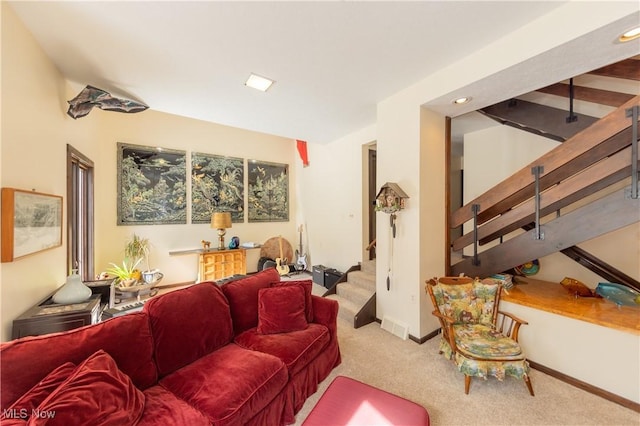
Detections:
0,269,341,425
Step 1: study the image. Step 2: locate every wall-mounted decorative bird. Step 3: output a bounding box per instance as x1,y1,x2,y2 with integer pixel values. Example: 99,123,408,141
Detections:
67,85,148,119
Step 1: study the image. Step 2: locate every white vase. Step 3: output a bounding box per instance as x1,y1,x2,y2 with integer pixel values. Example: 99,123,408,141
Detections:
52,273,92,304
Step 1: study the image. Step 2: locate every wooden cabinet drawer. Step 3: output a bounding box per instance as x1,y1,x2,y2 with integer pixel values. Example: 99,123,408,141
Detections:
199,249,246,282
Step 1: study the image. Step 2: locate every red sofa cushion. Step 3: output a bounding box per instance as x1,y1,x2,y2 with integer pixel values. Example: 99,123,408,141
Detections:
271,279,314,322
0,312,156,408
144,282,234,377
138,385,210,426
221,268,280,335
2,362,75,422
235,323,330,376
257,286,308,335
159,343,288,425
33,350,145,426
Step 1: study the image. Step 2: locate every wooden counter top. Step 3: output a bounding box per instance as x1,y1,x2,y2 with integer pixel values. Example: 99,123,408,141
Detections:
502,277,640,335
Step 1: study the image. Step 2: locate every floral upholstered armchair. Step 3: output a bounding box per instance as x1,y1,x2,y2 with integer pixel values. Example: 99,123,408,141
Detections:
426,276,534,396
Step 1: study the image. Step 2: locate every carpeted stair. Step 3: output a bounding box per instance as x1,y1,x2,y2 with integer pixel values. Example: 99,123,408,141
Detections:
326,260,376,326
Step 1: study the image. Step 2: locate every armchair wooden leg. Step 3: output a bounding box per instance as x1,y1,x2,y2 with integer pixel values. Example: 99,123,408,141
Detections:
464,375,471,394
524,375,535,396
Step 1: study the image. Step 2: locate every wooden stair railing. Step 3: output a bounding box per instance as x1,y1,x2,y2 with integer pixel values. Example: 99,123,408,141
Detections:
450,95,639,281
451,95,639,229
365,238,376,252
452,145,634,251
451,187,639,277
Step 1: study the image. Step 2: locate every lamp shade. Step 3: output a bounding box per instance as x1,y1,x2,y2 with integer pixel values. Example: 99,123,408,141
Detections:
211,212,232,229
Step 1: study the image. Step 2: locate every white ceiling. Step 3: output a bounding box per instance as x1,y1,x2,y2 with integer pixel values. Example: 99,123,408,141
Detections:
7,1,640,144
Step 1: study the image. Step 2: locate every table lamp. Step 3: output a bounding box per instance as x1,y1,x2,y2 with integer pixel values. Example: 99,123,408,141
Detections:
211,212,232,250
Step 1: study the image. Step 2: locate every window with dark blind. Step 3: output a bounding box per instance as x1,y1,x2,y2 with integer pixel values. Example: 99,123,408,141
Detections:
67,145,94,280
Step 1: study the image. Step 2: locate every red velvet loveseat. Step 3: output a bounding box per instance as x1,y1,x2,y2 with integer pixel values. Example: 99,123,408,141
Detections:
0,268,341,425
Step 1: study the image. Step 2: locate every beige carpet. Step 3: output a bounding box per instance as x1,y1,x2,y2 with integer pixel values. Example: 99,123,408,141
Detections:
294,306,639,425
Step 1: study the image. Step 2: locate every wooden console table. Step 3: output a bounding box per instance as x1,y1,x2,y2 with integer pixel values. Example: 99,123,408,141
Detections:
199,249,246,282
170,248,247,282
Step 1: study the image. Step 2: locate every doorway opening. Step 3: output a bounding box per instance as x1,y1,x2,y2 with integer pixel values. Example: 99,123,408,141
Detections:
364,143,377,260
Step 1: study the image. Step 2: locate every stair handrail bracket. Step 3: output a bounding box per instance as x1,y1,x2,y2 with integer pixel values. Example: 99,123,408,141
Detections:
625,105,639,199
472,204,481,266
531,165,545,241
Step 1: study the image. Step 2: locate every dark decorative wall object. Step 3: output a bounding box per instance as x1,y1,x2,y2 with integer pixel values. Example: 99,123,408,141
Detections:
191,153,244,223
117,143,186,225
248,160,289,222
67,85,148,119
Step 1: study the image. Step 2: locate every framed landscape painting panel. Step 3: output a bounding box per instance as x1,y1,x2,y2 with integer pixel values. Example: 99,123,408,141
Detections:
1,188,63,262
191,153,244,223
117,143,187,225
248,160,289,222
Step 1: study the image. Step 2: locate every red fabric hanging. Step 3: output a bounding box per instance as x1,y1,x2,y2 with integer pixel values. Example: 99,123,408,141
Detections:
296,140,309,167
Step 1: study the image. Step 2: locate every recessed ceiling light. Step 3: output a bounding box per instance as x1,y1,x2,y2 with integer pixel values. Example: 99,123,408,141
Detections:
619,26,640,42
245,73,274,92
453,97,472,105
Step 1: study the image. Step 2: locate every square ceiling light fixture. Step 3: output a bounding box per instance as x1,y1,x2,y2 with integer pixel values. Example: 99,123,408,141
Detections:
245,73,274,92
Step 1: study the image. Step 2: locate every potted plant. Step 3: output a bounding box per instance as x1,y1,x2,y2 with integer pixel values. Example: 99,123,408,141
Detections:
125,234,151,272
106,258,143,288
125,233,162,284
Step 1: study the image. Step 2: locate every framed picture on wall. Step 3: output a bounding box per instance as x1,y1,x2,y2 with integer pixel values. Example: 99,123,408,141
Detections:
1,188,63,262
247,160,289,222
191,153,244,223
117,143,187,225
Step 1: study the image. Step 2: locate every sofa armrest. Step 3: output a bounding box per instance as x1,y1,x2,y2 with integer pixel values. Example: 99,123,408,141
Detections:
311,295,338,336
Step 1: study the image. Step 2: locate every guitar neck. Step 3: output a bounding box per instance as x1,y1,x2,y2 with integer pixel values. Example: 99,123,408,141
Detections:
298,225,304,254
278,236,285,260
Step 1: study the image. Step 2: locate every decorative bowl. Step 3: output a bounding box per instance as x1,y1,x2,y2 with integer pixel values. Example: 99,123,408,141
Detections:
115,274,163,294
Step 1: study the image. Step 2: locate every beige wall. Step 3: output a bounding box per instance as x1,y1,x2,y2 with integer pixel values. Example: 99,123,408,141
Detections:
463,126,561,204
418,108,448,337
538,237,637,285
0,5,297,341
461,126,560,257
294,125,376,273
503,300,640,404
1,4,95,342
374,100,449,340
